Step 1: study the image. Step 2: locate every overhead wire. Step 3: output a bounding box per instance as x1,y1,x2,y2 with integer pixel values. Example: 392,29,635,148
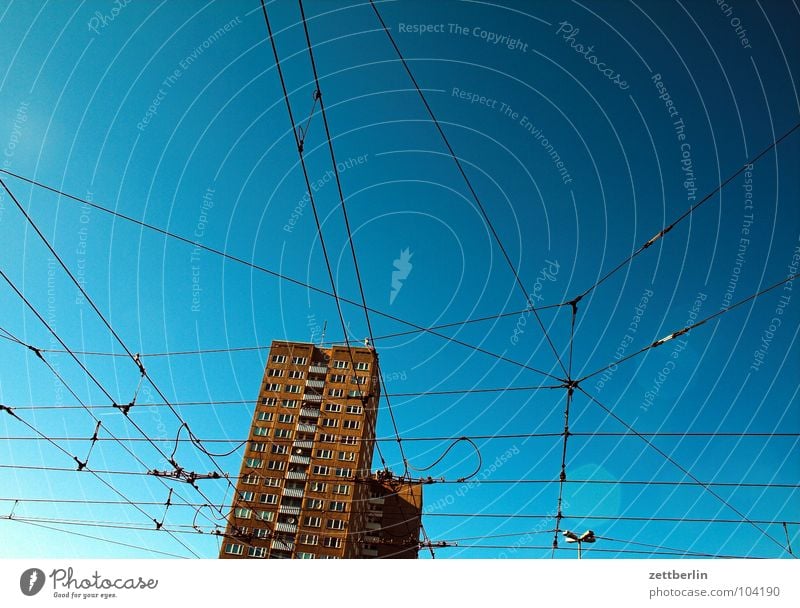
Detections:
570,120,800,302
368,0,568,379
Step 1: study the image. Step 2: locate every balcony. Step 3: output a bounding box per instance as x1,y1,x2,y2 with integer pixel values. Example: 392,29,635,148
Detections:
366,521,381,530
300,407,320,418
368,496,385,505
305,379,325,389
309,365,328,375
361,548,378,557
272,539,295,552
303,393,322,403
286,471,306,481
297,423,316,433
292,440,313,450
282,487,304,498
279,505,301,516
289,454,311,465
274,522,297,534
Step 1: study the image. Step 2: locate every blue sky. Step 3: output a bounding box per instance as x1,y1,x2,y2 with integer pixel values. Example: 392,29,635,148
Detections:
0,0,798,559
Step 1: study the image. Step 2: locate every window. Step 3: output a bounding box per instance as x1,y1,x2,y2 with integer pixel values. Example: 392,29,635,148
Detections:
253,528,270,539
329,374,347,383
324,403,342,412
343,420,360,430
296,552,315,559
306,498,324,510
340,435,357,446
278,413,295,423
323,537,342,549
346,405,363,414
234,507,252,519
267,368,284,377
327,519,345,530
299,533,318,545
247,546,266,558
265,383,281,391
303,516,322,528
355,361,370,371
316,449,333,459
310,481,327,492
271,355,287,363
267,460,285,471
256,511,274,522
333,484,350,495
347,390,363,398
328,388,344,397
288,370,304,379
312,465,329,476
319,433,336,443
240,491,254,501
260,493,278,504
333,360,348,369
322,418,338,428
251,442,267,453
292,356,307,365
286,384,301,394
253,426,269,437
224,543,243,555
274,428,292,439
352,376,367,385
242,473,260,485
245,458,263,469
329,501,346,512
334,468,352,478
338,451,355,462
260,398,277,406
271,445,288,455
263,477,281,487
282,399,298,408
257,411,274,422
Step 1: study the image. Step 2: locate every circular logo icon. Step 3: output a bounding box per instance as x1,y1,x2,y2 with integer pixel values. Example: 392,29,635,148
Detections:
20,568,46,596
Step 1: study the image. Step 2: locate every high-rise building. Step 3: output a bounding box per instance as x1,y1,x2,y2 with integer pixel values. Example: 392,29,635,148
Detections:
218,340,422,559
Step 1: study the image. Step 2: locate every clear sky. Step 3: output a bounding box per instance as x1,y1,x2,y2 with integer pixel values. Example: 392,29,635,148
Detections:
0,0,798,560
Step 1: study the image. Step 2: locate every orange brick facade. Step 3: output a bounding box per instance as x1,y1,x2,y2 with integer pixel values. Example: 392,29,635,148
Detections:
218,340,421,559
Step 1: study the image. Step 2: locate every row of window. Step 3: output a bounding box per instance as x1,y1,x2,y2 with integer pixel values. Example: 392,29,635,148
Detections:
224,543,336,559
251,428,360,446
321,418,360,429
270,355,309,365
328,374,369,384
268,369,306,379
243,459,353,477
324,403,363,414
298,534,342,548
264,383,367,397
270,355,369,371
303,516,346,529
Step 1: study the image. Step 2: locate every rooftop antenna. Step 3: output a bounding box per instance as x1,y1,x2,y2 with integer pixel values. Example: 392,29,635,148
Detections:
319,320,327,346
